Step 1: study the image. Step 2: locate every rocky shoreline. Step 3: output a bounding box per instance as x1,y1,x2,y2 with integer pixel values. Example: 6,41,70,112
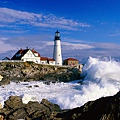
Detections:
0,62,83,86
0,62,120,119
0,91,120,120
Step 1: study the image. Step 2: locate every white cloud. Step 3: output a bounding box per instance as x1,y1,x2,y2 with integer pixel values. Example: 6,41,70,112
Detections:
1,30,29,34
0,38,18,53
0,8,90,30
90,42,120,50
108,33,120,37
62,42,94,50
1,35,120,60
33,40,94,50
0,37,8,41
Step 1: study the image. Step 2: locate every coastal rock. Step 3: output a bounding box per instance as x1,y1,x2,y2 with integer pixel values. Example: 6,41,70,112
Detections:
0,75,3,81
41,99,61,112
0,77,10,86
77,64,83,72
55,91,120,120
44,67,80,82
8,108,27,120
0,92,120,119
0,62,82,85
0,104,2,109
0,75,10,86
0,96,62,120
0,115,4,120
4,96,24,110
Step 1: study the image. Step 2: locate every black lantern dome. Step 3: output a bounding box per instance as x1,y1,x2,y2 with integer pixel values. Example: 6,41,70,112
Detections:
54,30,61,40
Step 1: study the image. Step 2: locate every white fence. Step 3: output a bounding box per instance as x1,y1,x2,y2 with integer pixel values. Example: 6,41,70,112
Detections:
0,60,24,62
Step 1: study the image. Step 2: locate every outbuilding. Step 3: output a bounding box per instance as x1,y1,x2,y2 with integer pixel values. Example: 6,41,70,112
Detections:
63,58,79,66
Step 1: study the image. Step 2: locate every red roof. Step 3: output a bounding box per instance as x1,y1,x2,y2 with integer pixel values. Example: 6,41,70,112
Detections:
11,48,41,60
31,49,41,57
48,58,55,61
41,57,48,61
64,58,78,61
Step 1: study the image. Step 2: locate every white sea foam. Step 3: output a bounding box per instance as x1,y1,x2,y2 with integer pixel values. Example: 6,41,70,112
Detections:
0,56,120,109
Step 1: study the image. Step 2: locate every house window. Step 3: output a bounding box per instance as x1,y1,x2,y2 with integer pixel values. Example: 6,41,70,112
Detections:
16,54,21,57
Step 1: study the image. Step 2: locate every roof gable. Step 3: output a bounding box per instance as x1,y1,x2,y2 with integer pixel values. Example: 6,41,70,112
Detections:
22,49,34,58
11,48,41,60
11,49,29,60
31,49,41,57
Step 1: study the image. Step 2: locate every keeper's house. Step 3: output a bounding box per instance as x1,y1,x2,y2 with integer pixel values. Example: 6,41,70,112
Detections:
63,58,79,66
11,48,55,65
11,48,41,64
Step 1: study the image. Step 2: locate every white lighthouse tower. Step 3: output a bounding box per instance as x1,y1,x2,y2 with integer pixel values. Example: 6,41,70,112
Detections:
53,30,62,65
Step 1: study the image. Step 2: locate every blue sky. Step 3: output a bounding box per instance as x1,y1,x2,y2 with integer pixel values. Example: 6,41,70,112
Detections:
0,0,120,62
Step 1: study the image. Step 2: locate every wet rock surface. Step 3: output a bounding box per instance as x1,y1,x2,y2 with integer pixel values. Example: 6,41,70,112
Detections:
0,91,120,120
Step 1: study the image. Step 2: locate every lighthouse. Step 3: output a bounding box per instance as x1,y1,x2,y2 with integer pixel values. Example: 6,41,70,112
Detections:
53,30,62,65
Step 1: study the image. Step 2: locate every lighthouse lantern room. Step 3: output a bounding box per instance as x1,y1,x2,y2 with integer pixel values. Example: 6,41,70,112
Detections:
55,30,60,38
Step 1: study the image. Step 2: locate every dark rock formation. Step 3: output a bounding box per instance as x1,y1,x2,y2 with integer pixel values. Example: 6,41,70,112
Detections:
55,91,120,120
0,92,120,120
4,96,24,110
0,96,61,120
0,77,10,86
0,62,82,85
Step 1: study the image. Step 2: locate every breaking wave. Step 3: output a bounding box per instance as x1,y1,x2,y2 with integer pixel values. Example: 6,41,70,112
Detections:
0,57,120,109
54,56,120,108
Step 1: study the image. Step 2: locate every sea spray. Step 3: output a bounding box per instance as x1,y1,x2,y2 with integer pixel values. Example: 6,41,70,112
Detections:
0,57,120,109
82,56,120,83
54,57,120,109
81,56,120,101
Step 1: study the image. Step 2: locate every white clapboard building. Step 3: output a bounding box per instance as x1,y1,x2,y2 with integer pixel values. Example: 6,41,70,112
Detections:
11,48,41,64
11,48,55,65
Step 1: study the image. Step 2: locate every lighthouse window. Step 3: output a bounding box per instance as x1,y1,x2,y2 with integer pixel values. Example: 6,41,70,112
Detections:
59,54,60,56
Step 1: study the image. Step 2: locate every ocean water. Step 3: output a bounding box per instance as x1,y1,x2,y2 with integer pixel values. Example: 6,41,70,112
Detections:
0,56,120,109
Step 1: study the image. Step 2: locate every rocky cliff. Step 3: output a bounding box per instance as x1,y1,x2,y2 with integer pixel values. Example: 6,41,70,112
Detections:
0,91,120,120
0,62,82,85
